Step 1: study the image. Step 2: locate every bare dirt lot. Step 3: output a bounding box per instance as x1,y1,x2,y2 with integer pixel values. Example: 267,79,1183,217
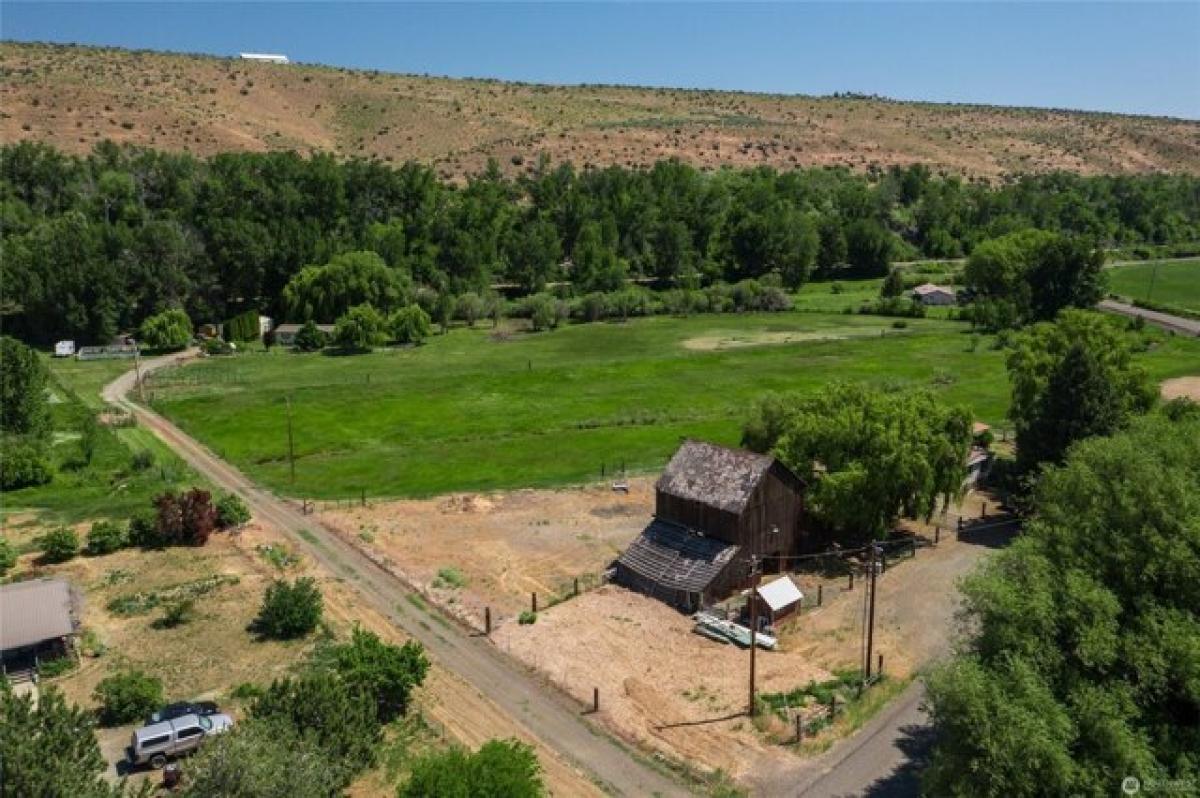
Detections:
319,479,656,626
330,479,1010,782
1162,376,1200,402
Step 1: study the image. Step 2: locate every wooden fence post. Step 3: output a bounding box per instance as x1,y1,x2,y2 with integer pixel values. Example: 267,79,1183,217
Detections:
485,607,491,636
934,525,940,545
878,653,884,676
593,687,600,713
532,592,538,613
848,571,854,591
817,584,823,606
573,577,580,597
795,714,803,743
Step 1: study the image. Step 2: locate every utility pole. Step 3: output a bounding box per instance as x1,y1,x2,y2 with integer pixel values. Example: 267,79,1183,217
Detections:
864,543,881,681
132,344,146,403
285,395,296,485
748,556,761,716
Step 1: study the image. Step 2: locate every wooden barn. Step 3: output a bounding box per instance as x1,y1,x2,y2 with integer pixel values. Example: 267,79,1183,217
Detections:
615,440,807,612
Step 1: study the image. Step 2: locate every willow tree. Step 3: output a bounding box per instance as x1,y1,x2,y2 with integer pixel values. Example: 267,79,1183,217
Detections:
756,383,972,540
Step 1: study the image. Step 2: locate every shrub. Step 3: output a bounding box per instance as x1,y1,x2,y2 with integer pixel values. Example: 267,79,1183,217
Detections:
251,673,379,786
455,292,485,327
84,520,127,556
201,337,235,356
0,536,16,575
388,304,432,345
127,508,163,548
154,488,217,546
93,670,164,726
130,449,155,471
254,577,323,639
292,320,328,352
399,739,543,798
225,309,261,343
1,441,52,490
334,304,388,351
518,611,537,625
328,627,430,723
859,297,926,318
155,598,196,629
215,492,251,529
39,526,78,564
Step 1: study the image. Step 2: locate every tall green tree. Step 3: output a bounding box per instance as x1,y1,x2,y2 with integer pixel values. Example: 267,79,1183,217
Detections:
756,383,971,539
181,719,342,798
1006,311,1156,473
0,335,50,437
0,685,123,798
283,251,407,323
925,413,1200,796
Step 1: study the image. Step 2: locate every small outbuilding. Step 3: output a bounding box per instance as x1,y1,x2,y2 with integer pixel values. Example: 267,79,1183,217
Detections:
911,283,957,306
1,579,79,674
53,340,76,357
755,575,804,625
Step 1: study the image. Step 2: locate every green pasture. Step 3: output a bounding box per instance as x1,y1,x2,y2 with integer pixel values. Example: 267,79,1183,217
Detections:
1,359,201,528
140,310,1200,500
1107,259,1200,313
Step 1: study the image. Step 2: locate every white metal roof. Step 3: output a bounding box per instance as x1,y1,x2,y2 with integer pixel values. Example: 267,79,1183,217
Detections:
756,575,803,612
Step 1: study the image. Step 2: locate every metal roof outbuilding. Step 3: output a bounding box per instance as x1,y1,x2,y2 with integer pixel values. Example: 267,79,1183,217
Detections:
0,579,76,653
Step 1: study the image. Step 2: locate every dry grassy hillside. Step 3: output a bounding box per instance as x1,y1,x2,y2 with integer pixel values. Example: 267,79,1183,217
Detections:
3,41,1199,179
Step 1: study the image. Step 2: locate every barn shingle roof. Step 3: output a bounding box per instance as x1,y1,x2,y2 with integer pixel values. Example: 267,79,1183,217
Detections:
656,440,776,515
617,520,740,593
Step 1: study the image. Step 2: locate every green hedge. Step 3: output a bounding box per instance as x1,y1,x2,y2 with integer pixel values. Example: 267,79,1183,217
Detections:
225,310,261,343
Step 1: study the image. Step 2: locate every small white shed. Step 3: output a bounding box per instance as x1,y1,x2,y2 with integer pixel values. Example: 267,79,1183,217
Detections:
756,575,804,624
53,340,76,357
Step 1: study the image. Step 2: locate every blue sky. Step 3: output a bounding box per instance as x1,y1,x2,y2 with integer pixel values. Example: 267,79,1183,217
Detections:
3,2,1198,119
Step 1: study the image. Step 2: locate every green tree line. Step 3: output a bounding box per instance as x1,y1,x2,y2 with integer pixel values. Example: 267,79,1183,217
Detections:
4,140,1199,343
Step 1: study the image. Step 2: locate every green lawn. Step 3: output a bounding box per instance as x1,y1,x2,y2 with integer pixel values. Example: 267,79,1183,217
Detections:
1108,259,1200,313
0,359,202,528
140,310,1200,500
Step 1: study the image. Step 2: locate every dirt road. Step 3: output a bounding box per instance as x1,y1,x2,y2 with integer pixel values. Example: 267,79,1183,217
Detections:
102,352,687,797
1098,299,1200,337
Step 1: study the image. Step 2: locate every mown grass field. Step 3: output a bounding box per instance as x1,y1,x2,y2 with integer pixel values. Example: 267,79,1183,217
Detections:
1108,259,1200,313
143,310,1200,499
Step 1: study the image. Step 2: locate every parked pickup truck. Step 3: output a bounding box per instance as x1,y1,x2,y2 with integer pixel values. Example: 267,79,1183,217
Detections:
128,712,233,769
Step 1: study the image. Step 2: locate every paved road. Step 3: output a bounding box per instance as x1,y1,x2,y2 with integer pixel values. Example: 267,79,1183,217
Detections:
1098,299,1200,337
791,682,933,798
103,352,687,798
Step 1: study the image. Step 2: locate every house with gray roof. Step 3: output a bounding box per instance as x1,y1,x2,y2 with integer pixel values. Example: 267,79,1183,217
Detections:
1,579,79,675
